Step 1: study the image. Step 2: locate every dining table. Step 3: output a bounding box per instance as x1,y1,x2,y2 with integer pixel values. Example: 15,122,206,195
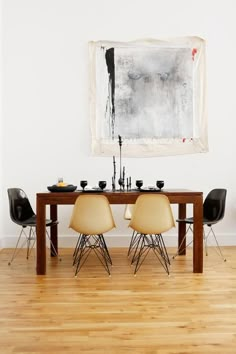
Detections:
36,189,203,275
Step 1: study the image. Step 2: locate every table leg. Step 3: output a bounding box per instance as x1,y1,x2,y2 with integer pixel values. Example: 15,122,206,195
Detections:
50,205,58,257
193,197,203,273
178,203,186,255
36,198,46,275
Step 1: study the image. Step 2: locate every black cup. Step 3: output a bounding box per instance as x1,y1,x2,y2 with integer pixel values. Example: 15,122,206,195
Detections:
80,180,88,190
156,180,164,190
98,181,107,190
136,180,143,190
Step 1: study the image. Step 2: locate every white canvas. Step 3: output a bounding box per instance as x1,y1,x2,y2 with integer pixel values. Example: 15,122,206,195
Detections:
89,37,208,157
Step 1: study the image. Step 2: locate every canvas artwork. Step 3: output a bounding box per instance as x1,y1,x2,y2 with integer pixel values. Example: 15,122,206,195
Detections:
89,37,207,157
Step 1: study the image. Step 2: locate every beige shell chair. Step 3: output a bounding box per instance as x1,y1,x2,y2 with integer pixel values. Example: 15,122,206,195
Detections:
124,204,139,257
129,194,175,275
69,194,116,276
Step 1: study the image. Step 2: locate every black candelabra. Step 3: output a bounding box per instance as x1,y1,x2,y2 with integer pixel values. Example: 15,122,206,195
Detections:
112,135,132,191
112,156,116,191
118,135,125,190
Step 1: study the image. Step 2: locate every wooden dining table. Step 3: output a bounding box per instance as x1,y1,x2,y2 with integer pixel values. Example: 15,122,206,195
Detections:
36,189,203,275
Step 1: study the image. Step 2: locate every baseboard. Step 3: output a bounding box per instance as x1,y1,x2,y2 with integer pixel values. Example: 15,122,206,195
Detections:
1,233,236,248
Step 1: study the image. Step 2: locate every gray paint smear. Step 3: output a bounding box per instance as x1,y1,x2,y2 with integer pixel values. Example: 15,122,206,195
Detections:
105,47,193,140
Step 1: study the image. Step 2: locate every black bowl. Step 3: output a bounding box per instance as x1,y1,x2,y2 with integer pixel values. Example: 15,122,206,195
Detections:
47,185,77,192
80,180,88,190
156,180,164,190
98,181,107,190
136,180,143,189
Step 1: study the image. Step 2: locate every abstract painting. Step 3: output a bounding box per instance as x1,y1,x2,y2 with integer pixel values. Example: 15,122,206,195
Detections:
89,37,207,157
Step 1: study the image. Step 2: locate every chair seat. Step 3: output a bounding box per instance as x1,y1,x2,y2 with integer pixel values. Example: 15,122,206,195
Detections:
176,217,219,226
16,215,58,227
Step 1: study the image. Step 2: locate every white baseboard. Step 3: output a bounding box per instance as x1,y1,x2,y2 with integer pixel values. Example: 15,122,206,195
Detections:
1,233,236,248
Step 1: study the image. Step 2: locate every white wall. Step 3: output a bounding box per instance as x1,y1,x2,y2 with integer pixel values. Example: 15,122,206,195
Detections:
1,0,236,247
0,1,3,243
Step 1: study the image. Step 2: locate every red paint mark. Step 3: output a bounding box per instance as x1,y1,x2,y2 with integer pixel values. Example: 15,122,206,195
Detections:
192,48,197,61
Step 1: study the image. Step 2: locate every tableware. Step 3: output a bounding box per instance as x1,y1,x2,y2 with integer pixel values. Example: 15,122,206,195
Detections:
136,180,143,190
80,180,88,191
138,188,160,192
47,185,77,192
82,188,104,193
156,180,164,190
98,181,107,190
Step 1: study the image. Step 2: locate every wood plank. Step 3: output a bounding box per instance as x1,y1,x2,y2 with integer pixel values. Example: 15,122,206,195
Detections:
0,247,236,353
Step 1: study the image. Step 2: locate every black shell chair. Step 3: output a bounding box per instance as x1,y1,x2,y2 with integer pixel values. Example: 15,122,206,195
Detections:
173,189,227,261
7,188,59,265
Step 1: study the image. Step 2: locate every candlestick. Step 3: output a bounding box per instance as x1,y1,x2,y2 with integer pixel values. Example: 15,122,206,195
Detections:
118,135,123,147
113,156,116,174
112,176,115,191
118,135,123,181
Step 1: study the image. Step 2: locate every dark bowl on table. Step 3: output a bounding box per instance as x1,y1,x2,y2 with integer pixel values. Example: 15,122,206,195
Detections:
156,180,164,190
136,180,143,189
98,181,107,190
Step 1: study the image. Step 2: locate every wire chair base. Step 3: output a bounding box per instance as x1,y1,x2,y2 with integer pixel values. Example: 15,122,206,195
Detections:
73,234,112,276
130,233,170,275
8,227,60,265
172,225,226,262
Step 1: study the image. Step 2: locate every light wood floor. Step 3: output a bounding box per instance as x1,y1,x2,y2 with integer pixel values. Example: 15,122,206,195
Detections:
0,246,236,354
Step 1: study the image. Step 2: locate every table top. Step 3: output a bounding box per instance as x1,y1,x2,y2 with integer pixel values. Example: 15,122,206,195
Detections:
37,189,203,205
38,188,202,195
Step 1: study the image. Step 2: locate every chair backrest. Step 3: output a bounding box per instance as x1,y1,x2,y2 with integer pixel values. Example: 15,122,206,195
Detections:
124,204,134,220
69,194,116,235
129,194,175,234
7,188,35,225
203,188,227,223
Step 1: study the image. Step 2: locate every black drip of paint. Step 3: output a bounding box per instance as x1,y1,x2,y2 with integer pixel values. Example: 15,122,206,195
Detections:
105,48,115,138
105,48,115,114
